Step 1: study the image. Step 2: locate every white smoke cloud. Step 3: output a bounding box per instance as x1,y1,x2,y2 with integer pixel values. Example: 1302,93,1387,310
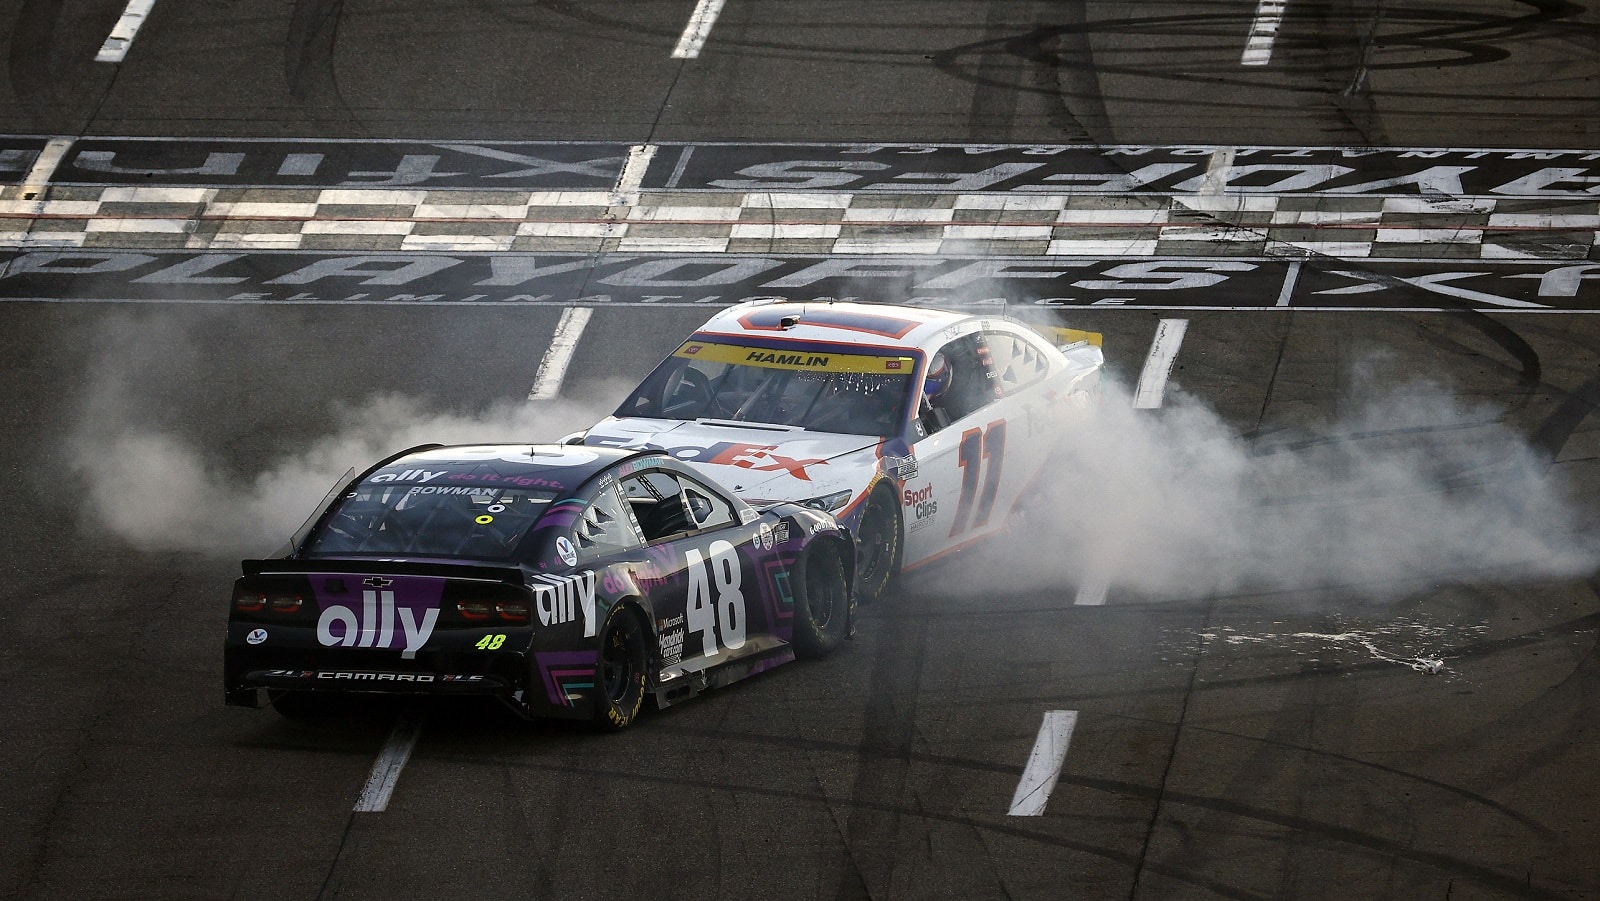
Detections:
64,308,1596,601
966,367,1598,601
65,310,626,556
71,393,623,556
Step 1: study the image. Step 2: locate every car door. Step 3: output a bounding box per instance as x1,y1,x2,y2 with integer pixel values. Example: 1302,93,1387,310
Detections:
619,466,774,675
903,328,1028,567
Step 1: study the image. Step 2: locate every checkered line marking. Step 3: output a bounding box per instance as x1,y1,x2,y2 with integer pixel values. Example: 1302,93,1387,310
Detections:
1,186,1595,259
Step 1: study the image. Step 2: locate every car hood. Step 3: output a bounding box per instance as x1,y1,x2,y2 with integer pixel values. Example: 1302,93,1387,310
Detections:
582,417,882,502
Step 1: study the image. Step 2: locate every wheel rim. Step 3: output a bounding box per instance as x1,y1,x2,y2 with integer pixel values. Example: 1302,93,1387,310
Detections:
806,555,842,628
857,499,894,589
599,619,638,702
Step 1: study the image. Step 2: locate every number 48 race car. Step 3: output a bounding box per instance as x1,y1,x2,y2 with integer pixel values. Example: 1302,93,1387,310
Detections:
224,444,855,729
570,301,1104,600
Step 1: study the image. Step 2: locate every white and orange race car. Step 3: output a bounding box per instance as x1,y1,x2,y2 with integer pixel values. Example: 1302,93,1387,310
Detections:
571,301,1103,601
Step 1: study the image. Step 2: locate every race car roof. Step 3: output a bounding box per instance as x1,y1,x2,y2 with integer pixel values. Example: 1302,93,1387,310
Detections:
360,444,642,495
695,301,969,351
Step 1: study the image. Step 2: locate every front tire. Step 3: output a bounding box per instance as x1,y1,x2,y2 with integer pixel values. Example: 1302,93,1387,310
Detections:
792,540,850,659
853,487,902,604
594,606,649,731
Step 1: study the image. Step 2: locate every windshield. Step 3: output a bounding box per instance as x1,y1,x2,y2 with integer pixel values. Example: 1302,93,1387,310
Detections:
616,339,915,437
305,483,561,561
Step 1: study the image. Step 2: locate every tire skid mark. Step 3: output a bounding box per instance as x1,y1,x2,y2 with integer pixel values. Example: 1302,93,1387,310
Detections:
962,611,1600,705
1396,577,1600,793
9,562,186,901
1130,595,1215,899
1142,622,1345,893
928,0,1589,94
438,753,1563,900
559,712,1569,849
1532,365,1600,461
833,595,931,899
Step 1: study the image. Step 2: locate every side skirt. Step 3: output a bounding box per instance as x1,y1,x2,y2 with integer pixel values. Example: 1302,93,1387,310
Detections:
653,644,796,709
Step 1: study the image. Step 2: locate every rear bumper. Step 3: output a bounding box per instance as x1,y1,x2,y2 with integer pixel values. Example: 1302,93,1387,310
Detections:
223,635,593,720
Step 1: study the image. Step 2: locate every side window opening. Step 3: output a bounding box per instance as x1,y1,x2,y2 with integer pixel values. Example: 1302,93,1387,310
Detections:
985,330,1052,395
621,470,738,543
919,333,1000,434
573,483,644,562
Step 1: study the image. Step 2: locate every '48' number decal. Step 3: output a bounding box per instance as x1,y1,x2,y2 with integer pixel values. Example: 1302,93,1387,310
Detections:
685,539,746,658
950,419,1006,537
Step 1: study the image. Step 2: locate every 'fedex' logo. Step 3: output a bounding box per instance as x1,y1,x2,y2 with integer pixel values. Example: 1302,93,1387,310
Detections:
710,443,827,481
318,586,438,659
590,437,828,481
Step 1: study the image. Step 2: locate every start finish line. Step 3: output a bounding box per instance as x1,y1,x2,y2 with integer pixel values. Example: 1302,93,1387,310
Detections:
0,137,1598,195
3,250,1599,312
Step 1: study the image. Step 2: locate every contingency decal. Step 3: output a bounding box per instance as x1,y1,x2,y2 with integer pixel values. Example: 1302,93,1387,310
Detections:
902,482,940,534
882,452,919,481
536,650,598,707
530,571,598,637
555,535,578,567
246,628,268,645
313,575,445,660
658,613,686,667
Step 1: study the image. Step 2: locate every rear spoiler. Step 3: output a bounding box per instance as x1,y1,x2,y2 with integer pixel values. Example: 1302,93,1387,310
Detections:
1037,326,1102,348
241,558,526,586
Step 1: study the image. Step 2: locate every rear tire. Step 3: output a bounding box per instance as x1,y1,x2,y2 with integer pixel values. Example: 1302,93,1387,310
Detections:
853,487,902,604
792,540,850,659
593,606,649,731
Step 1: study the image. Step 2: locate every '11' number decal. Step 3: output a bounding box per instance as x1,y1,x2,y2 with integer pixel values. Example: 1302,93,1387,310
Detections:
950,420,1006,537
686,539,746,658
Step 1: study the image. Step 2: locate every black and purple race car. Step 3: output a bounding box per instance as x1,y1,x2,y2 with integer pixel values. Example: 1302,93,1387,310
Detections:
224,444,855,729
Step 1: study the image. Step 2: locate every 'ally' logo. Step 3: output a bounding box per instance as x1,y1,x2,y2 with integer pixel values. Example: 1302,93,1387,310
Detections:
532,572,597,637
317,588,439,659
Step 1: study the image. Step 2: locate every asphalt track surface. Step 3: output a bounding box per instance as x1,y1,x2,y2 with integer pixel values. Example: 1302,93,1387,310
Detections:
3,2,1600,900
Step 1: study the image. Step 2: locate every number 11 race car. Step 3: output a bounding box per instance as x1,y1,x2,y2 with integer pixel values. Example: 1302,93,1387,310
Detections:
224,444,855,729
569,301,1104,601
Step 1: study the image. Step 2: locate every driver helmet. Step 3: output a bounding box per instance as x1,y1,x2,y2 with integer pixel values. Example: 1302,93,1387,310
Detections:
922,352,950,400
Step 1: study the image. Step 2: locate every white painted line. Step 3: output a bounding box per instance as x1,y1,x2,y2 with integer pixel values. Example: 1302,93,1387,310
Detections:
1073,571,1110,606
672,0,728,58
610,145,657,206
20,139,73,199
353,714,423,813
1132,319,1189,409
96,0,158,63
1241,0,1287,66
528,306,593,400
1276,260,1303,306
1007,710,1079,816
1198,148,1236,195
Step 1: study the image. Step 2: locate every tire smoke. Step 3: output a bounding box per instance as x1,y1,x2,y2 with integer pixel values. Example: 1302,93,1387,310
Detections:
71,395,618,556
64,310,623,557
1000,371,1597,600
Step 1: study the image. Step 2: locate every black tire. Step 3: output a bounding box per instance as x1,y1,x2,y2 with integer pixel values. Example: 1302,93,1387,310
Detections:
593,606,650,731
792,539,851,659
853,487,903,604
